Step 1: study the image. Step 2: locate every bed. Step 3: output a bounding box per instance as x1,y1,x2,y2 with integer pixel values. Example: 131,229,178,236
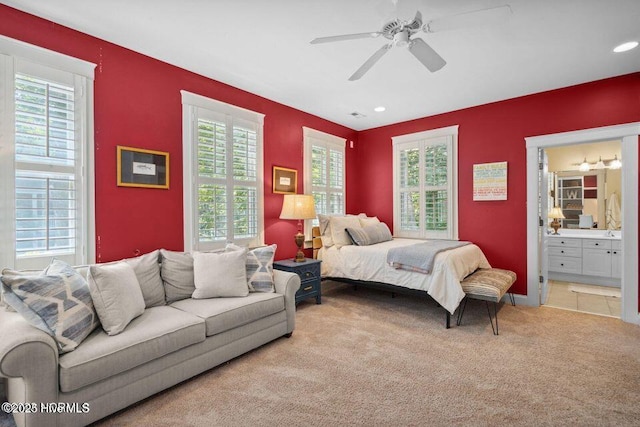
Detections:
312,218,491,327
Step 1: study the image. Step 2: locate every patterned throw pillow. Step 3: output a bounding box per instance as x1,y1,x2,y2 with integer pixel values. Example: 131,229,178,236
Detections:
227,244,277,292
0,259,99,353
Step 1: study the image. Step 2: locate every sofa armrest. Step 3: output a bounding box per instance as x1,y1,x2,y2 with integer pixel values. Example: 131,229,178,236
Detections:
0,309,59,426
273,270,300,334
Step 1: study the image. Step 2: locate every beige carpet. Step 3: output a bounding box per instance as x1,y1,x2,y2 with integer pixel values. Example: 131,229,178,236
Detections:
83,281,639,426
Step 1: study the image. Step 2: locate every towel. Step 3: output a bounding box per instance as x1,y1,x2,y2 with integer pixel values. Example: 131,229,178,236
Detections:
606,192,621,230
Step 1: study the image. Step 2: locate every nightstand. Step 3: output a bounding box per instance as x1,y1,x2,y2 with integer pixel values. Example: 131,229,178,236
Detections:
273,258,322,305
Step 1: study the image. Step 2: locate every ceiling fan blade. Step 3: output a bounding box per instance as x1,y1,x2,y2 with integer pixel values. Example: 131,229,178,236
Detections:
408,38,446,72
311,32,381,44
424,5,512,33
348,44,392,81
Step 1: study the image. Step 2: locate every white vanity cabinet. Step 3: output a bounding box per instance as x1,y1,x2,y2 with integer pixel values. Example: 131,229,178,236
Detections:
548,234,621,286
611,240,622,279
582,239,613,277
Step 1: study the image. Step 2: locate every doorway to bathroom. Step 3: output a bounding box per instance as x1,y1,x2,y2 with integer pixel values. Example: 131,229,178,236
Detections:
525,122,639,325
543,141,622,318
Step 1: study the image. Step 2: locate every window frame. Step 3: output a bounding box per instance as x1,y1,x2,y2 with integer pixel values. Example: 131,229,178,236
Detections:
392,125,459,240
181,90,265,252
302,127,346,240
0,35,95,270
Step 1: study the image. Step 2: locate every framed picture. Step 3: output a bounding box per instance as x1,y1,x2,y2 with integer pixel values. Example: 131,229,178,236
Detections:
273,166,297,194
117,146,169,189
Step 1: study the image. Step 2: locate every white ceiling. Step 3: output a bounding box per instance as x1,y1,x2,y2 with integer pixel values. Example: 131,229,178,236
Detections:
5,0,640,131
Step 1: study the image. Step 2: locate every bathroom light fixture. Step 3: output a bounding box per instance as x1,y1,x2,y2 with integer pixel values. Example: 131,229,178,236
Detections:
374,106,386,112
579,157,590,171
609,154,622,169
594,156,605,170
613,41,638,53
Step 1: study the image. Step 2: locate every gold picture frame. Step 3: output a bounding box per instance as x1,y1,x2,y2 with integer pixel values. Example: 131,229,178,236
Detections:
273,166,297,194
117,146,169,189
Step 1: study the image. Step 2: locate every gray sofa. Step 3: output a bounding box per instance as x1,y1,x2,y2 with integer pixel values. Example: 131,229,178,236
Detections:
0,256,300,427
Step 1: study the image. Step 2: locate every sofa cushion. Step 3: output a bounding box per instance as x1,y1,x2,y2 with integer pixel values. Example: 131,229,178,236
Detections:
58,305,205,392
160,249,195,303
124,250,165,308
88,262,146,335
0,259,99,353
170,292,284,336
192,250,249,298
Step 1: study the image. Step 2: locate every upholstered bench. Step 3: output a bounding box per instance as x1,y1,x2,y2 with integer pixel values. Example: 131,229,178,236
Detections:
456,268,516,335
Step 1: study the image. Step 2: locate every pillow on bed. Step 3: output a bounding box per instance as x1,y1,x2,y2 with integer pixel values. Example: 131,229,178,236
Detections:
345,222,392,246
317,214,340,247
358,216,380,227
330,215,362,248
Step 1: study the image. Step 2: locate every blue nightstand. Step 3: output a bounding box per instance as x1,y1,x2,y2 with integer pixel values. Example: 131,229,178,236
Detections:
273,259,322,305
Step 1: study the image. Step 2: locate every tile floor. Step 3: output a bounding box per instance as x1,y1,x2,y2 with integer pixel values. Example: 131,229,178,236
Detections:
544,280,621,317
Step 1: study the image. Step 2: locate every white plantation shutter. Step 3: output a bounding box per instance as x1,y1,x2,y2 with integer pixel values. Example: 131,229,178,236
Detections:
0,38,95,270
182,91,264,251
303,127,346,239
393,126,458,240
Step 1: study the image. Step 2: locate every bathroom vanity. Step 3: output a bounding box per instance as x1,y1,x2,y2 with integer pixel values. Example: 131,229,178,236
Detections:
548,230,621,287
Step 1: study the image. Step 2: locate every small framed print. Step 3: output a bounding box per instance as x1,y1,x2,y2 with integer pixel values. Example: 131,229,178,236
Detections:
117,146,169,189
273,166,297,194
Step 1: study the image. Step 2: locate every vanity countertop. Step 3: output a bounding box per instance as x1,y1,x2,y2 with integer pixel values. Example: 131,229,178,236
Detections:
549,229,621,240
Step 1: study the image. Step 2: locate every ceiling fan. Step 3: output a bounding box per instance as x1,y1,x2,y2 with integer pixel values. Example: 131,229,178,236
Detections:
310,5,512,81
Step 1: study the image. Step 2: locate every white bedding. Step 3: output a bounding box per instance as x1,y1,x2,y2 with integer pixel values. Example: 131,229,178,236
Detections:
318,238,491,314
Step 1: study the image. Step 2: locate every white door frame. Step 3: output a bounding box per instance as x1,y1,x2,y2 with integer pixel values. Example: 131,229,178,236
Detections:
525,122,640,324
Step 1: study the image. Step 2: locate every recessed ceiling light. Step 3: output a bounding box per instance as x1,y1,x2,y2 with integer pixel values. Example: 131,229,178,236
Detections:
374,106,386,112
613,41,638,53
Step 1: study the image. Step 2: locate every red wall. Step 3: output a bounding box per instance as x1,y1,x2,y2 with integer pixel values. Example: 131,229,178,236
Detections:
0,5,357,262
353,73,640,295
2,6,639,299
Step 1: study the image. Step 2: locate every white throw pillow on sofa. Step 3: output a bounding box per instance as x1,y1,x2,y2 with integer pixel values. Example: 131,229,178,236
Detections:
88,262,145,336
192,250,249,298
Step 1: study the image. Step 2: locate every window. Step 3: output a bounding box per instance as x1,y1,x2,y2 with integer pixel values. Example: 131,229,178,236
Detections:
392,126,458,240
0,36,95,270
303,127,346,238
181,91,264,251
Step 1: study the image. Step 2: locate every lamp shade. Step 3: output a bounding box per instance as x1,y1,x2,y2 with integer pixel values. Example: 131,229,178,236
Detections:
279,194,316,220
548,207,565,219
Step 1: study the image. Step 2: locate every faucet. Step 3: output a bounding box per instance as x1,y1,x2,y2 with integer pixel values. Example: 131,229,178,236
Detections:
605,229,614,237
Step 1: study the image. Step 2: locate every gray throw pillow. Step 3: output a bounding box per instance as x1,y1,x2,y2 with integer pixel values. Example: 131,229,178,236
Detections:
160,249,195,303
124,250,165,308
192,250,249,298
345,222,393,246
0,259,99,353
88,262,145,335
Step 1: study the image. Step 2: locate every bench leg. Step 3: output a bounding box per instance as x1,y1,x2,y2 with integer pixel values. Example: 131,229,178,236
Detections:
486,301,499,335
456,297,468,326
508,292,515,306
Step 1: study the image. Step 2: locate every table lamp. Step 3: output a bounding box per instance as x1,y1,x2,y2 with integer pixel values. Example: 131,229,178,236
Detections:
548,206,565,235
279,194,316,262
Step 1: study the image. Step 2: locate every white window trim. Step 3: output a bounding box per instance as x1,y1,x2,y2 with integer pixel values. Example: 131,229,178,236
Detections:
181,90,265,252
392,125,459,240
302,127,346,240
0,36,95,269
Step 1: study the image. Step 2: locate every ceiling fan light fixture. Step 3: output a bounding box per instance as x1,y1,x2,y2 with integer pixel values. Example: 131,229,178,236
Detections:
374,106,386,112
393,30,410,47
613,41,638,53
